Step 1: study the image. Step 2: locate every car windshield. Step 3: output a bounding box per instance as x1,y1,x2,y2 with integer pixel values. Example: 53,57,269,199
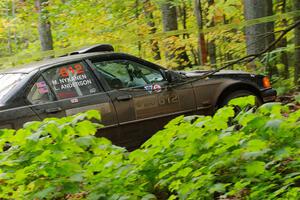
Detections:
0,73,25,103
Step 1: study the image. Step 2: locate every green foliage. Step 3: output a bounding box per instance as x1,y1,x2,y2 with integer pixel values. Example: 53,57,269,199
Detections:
229,95,255,108
272,76,296,95
134,97,300,199
0,97,299,199
295,93,300,103
0,110,149,199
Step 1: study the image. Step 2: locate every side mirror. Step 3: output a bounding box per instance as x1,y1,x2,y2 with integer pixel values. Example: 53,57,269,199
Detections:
165,70,182,83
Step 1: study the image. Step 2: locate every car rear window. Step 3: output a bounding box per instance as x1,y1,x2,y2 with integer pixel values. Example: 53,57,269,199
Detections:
0,73,25,102
43,62,100,100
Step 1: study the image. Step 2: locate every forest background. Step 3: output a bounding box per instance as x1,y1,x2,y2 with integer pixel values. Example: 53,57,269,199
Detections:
0,2,300,198
0,0,299,93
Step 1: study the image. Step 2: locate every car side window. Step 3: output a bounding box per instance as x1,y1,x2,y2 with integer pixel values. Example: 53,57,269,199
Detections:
27,76,55,104
43,62,100,100
91,60,165,90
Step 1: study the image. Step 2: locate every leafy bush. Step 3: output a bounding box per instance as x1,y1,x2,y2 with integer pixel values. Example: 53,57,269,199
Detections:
272,77,296,96
0,97,299,200
133,99,300,199
0,111,149,199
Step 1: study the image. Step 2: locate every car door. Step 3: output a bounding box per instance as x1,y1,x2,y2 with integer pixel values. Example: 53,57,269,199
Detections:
87,56,197,149
26,60,120,143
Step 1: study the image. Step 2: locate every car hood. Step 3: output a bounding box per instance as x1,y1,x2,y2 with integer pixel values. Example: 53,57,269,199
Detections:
180,70,254,77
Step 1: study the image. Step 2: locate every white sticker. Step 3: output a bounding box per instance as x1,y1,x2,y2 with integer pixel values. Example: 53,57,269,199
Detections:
70,98,79,103
90,88,97,93
153,84,162,93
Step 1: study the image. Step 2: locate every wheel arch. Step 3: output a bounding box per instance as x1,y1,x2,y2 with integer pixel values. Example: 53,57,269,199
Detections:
214,82,262,109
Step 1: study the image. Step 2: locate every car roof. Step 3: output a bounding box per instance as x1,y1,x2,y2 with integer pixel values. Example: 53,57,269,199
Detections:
0,52,113,74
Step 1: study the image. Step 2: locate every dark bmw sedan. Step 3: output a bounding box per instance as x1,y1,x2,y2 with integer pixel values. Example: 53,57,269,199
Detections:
0,44,276,149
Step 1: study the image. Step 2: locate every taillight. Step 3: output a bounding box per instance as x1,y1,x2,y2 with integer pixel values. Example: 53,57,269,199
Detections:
262,77,271,88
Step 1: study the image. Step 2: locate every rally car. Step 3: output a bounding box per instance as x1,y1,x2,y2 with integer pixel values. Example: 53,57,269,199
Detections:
0,44,276,149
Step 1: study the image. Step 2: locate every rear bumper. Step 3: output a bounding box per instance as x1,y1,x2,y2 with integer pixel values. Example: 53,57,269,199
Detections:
261,88,277,102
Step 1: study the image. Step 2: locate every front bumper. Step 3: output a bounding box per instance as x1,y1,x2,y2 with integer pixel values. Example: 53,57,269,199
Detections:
261,88,277,103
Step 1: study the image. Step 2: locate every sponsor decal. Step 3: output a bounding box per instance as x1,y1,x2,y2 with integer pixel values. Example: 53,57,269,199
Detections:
59,64,85,78
144,84,162,93
70,98,79,104
52,74,93,91
144,84,153,94
158,94,179,105
153,84,162,93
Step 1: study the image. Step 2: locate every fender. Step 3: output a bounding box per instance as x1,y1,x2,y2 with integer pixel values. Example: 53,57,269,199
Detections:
191,78,261,115
212,80,262,109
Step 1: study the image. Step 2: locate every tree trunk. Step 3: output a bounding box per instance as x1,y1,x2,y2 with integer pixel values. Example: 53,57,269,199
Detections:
35,0,53,51
6,1,12,55
207,0,216,65
244,0,267,55
223,10,233,69
265,0,278,77
12,0,20,52
161,0,190,69
277,0,289,78
244,0,275,74
194,0,207,65
265,0,275,48
293,0,300,87
161,1,178,33
135,0,142,57
179,2,199,66
143,0,161,60
161,0,177,62
178,2,188,39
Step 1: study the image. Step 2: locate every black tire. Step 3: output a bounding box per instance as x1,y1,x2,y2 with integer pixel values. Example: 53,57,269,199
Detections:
220,90,263,108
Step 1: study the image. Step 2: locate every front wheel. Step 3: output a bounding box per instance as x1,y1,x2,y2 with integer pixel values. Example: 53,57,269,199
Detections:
219,90,263,110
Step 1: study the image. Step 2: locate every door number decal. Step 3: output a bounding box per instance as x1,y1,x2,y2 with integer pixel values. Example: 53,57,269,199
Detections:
158,94,179,105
